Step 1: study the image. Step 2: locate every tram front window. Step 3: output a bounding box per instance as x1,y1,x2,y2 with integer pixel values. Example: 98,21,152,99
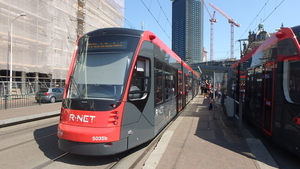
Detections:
67,35,139,102
68,52,130,100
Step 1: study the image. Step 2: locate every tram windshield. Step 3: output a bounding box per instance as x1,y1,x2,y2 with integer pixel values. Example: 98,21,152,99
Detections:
292,25,300,45
66,35,139,101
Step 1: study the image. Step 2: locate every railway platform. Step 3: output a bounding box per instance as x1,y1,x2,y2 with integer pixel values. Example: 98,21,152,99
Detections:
143,94,278,169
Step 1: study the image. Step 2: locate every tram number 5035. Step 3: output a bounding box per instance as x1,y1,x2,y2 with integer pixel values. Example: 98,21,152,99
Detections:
92,136,108,141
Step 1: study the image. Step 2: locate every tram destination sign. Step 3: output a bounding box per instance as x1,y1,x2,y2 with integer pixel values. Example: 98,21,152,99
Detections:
88,40,128,51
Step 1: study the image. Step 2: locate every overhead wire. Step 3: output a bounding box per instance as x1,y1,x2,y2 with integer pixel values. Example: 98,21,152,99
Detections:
140,0,171,41
234,0,285,58
238,0,270,40
156,0,172,27
262,0,285,23
238,0,285,39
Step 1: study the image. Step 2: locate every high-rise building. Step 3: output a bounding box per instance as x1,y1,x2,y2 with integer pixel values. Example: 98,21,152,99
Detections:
171,0,204,63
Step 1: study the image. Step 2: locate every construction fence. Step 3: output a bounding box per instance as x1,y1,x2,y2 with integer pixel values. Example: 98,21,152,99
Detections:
0,80,65,95
0,80,65,110
0,94,37,110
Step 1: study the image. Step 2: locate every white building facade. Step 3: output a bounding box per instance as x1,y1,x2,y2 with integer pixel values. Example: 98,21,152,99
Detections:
0,0,124,94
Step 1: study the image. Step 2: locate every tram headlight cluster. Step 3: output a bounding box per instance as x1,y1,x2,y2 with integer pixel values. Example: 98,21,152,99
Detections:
109,111,120,125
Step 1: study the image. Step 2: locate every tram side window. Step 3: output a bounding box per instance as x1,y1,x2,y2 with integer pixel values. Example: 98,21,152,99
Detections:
185,74,190,96
189,75,192,91
155,61,163,104
231,70,238,100
178,71,183,95
129,58,150,100
246,69,253,100
283,60,300,104
194,77,199,94
164,66,176,100
270,48,277,60
254,66,263,107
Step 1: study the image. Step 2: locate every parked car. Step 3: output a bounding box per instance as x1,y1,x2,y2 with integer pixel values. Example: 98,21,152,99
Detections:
35,88,64,103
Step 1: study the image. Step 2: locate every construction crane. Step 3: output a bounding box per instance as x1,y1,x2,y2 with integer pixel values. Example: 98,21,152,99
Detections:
202,0,217,61
209,3,240,59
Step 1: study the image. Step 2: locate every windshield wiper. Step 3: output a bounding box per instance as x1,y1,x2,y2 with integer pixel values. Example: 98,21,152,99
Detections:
69,75,83,99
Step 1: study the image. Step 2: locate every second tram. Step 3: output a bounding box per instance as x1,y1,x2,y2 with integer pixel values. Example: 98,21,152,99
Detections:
232,25,300,157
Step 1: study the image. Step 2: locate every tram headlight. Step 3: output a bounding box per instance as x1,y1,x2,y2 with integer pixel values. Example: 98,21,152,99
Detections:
276,31,285,38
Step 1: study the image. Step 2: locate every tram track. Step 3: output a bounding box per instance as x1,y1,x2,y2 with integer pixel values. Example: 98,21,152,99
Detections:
0,132,56,152
0,102,192,169
32,152,69,169
0,115,148,168
32,146,146,169
0,118,59,153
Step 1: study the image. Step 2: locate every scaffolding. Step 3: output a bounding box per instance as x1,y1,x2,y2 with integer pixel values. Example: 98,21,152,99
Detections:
0,0,124,94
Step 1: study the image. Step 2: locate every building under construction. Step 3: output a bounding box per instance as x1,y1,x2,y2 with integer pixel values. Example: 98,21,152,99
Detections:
0,0,124,95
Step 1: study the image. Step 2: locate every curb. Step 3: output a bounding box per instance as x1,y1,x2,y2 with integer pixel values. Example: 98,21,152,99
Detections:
0,111,60,127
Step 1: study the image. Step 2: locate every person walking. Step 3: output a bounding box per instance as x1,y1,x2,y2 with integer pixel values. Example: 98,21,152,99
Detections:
203,84,208,98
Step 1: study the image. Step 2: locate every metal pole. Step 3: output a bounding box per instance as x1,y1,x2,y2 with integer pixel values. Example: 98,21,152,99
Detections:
238,64,243,137
9,13,26,96
9,20,13,96
213,70,216,119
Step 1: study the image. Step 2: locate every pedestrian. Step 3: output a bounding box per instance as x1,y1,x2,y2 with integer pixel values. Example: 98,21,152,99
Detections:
209,89,214,110
203,85,208,98
208,99,213,110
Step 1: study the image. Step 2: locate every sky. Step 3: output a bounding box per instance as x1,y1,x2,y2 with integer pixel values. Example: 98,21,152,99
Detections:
124,0,298,61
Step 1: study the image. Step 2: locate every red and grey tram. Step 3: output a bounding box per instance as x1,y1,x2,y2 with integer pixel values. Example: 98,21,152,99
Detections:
57,28,199,156
232,25,300,157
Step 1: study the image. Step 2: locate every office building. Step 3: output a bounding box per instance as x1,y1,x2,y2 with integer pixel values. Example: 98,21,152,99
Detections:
171,0,204,63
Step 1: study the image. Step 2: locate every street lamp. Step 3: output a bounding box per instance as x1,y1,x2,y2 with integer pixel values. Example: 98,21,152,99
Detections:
9,13,26,96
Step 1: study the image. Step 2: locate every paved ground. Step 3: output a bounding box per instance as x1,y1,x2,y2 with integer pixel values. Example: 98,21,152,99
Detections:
144,95,278,169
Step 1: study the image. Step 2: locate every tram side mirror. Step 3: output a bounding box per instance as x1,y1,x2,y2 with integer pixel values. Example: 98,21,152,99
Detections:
129,86,141,99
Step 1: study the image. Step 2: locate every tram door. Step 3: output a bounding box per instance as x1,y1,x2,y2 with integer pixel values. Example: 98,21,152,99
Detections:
262,62,274,136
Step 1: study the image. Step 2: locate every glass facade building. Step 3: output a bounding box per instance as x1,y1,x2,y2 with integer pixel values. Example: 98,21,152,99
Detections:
172,0,203,63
